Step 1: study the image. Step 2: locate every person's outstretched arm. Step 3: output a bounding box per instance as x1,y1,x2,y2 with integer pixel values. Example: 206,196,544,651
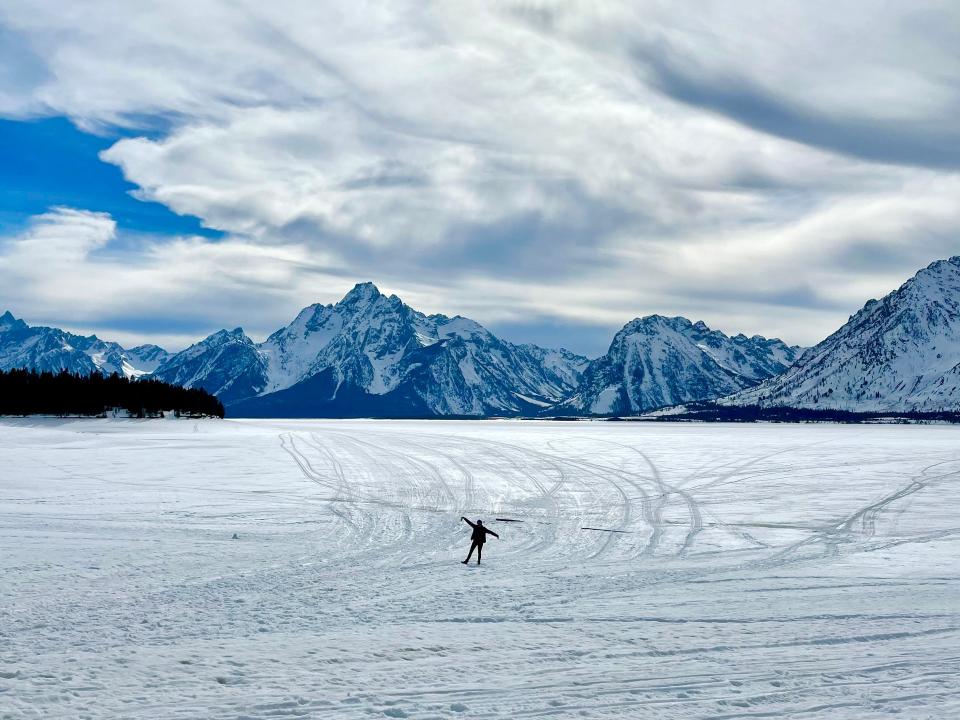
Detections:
461,516,476,528
487,528,500,539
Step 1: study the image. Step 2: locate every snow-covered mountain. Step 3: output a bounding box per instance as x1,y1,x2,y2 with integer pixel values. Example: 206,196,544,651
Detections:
557,315,801,415
147,328,269,405
724,257,960,412
0,311,170,378
152,283,590,417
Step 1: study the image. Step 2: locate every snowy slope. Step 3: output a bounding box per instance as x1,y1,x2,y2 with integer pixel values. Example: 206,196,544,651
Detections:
725,256,960,411
559,315,801,415
122,344,172,375
154,283,589,416
0,310,170,378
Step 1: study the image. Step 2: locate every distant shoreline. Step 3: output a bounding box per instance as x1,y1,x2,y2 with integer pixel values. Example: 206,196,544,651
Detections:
3,407,959,424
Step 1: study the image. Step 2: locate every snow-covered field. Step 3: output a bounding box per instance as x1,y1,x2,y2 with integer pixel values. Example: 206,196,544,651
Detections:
3,419,960,719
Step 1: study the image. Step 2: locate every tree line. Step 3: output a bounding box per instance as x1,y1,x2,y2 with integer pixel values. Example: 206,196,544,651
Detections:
644,402,960,424
0,369,224,418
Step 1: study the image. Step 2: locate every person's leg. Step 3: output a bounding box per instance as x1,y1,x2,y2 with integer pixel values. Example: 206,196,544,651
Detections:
476,543,482,565
463,541,477,563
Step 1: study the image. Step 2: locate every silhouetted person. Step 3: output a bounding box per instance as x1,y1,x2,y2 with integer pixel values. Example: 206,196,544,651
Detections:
461,517,499,565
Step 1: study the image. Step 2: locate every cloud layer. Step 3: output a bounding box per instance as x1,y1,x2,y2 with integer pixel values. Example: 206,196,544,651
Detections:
0,0,958,352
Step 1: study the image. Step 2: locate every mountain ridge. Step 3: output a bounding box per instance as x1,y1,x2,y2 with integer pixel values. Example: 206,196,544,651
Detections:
152,282,592,417
0,311,170,379
0,285,807,417
721,256,960,412
13,251,959,418
556,313,802,415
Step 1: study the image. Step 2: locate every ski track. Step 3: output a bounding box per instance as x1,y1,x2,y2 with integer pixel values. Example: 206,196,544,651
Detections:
2,419,960,719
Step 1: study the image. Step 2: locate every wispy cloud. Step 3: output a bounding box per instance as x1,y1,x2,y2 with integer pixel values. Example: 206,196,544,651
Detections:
0,207,349,348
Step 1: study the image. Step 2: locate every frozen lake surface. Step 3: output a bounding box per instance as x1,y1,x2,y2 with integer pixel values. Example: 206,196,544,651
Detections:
2,419,960,719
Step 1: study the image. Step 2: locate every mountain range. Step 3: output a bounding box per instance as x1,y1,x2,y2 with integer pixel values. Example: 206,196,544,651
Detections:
3,255,959,416
558,315,801,415
150,283,590,417
0,310,169,378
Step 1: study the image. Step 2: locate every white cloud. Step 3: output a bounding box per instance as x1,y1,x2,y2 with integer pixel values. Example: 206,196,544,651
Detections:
0,1,957,351
0,207,352,347
2,206,115,261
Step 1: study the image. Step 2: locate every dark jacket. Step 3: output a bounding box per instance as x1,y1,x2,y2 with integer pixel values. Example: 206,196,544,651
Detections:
464,518,499,544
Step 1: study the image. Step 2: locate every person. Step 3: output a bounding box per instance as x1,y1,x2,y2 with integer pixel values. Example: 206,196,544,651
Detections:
460,517,499,565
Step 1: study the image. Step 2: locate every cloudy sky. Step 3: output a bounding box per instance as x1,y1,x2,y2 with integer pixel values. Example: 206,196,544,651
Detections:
0,1,957,355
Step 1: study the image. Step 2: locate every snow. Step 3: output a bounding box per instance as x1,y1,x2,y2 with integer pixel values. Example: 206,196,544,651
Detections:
3,419,960,719
366,348,406,395
121,359,149,378
696,342,745,377
414,331,437,347
512,392,551,408
590,385,619,413
458,357,481,385
437,316,486,340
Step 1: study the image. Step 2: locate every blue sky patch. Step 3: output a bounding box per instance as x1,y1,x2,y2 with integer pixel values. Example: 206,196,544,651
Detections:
0,117,221,238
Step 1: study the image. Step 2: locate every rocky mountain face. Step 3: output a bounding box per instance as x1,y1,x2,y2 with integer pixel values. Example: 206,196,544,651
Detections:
0,311,169,378
147,328,269,406
724,257,960,412
153,283,590,417
557,315,801,415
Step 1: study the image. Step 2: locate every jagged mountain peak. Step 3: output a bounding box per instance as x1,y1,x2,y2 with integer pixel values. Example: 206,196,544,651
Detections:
864,255,959,306
619,314,727,339
184,327,255,352
287,283,409,333
339,281,387,309
560,315,801,416
624,313,688,328
127,343,167,355
725,255,960,412
843,255,960,334
150,327,265,404
0,310,27,333
0,312,169,377
215,327,253,342
155,283,589,417
923,255,960,273
343,280,381,299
